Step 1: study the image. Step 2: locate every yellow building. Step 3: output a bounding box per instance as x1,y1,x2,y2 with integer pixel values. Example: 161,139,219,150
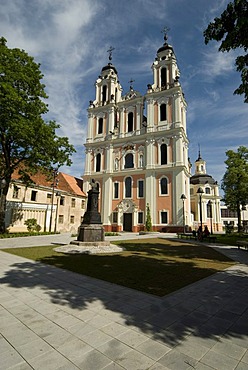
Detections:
5,170,86,233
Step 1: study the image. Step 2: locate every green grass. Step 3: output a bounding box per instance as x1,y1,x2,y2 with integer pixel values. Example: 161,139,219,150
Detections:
2,238,235,296
215,233,248,246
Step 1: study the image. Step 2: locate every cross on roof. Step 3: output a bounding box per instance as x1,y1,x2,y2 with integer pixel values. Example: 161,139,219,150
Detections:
161,26,170,41
128,78,135,89
107,46,115,61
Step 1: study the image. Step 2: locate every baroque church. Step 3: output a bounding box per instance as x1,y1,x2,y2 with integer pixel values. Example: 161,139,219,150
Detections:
83,33,192,232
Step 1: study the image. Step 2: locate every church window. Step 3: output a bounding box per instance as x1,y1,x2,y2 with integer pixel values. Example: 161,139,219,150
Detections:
138,212,144,224
205,187,211,194
124,153,134,168
98,117,103,134
112,212,118,223
125,177,132,198
102,85,107,103
128,112,134,132
160,104,167,121
160,144,167,165
161,211,168,224
161,68,167,89
160,177,168,195
138,180,144,198
96,153,101,172
114,182,119,199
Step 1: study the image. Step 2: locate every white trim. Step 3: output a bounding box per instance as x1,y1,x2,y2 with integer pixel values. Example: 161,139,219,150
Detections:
159,176,169,196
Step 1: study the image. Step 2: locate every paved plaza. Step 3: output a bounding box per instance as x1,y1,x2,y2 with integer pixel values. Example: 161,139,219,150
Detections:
0,233,248,369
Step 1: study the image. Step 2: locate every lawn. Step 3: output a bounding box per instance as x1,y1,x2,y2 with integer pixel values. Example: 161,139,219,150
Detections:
2,238,235,296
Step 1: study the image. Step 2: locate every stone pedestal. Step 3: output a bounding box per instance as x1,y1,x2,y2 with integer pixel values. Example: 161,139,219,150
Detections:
77,224,105,242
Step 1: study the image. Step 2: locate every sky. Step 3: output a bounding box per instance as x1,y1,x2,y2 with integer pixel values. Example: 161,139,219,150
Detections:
1,0,247,188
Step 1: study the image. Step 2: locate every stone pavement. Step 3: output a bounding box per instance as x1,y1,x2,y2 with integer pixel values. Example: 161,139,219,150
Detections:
0,233,248,369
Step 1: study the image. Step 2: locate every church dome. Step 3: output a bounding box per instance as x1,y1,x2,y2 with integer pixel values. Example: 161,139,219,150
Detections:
101,62,117,74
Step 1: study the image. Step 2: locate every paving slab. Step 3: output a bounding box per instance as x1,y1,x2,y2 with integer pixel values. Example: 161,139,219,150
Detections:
1,234,248,369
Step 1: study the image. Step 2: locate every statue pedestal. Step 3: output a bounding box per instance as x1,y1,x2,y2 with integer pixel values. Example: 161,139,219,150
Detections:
77,224,105,242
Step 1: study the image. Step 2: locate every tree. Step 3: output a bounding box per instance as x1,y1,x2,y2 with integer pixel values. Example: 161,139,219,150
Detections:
0,37,75,233
221,146,248,232
203,0,248,103
145,203,152,232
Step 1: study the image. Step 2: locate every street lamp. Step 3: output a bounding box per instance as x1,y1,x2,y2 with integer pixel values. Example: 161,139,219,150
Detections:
208,200,213,234
197,187,204,231
242,204,246,231
180,194,186,233
0,178,7,233
54,191,61,233
49,168,59,233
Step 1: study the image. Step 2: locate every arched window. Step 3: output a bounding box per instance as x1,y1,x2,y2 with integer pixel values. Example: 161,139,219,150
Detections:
160,177,168,195
96,153,101,172
161,68,167,89
125,177,132,198
128,112,134,132
160,104,167,121
124,153,134,168
205,187,211,194
98,118,103,134
102,85,107,103
161,144,167,165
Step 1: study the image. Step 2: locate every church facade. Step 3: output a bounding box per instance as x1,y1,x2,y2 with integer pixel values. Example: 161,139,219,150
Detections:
83,35,191,232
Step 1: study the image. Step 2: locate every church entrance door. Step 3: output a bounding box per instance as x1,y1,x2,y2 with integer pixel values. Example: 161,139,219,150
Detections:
123,213,132,232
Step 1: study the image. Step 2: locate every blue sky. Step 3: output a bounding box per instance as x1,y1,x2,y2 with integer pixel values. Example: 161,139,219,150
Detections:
1,0,247,187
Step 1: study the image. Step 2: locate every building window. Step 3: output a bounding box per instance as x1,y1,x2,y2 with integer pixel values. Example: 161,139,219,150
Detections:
161,67,167,89
205,187,211,194
96,153,101,172
138,212,143,224
160,104,167,121
60,196,65,206
112,212,118,223
70,215,75,224
47,193,52,203
124,153,134,168
102,85,107,103
13,186,20,199
58,215,64,224
98,117,103,134
138,180,144,198
114,182,119,199
161,143,167,165
161,211,168,224
81,199,85,209
125,177,132,198
160,177,168,195
128,112,134,132
71,198,76,207
31,190,37,201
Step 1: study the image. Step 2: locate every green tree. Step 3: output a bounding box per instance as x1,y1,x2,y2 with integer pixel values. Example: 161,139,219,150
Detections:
221,146,248,232
24,218,41,232
0,37,75,233
204,0,248,103
145,203,152,232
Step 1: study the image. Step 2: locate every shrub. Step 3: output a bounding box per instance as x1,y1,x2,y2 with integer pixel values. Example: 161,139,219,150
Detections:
145,203,152,232
24,218,41,232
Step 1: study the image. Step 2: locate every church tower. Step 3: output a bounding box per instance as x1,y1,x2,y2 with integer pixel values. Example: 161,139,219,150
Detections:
190,150,222,232
83,33,191,232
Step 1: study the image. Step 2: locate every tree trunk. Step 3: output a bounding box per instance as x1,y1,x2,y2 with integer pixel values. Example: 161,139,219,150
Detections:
0,182,9,234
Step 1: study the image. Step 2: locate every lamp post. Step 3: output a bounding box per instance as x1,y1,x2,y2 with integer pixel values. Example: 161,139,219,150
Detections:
180,194,186,233
242,204,246,231
197,187,204,230
208,200,213,234
49,168,59,233
54,191,61,233
0,178,7,233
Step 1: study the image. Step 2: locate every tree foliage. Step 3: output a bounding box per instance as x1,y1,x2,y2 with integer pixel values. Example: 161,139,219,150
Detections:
221,146,248,232
145,203,152,232
204,0,248,103
0,37,75,232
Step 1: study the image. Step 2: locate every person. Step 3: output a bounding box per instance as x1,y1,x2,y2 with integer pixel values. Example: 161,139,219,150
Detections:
197,226,203,241
203,225,210,238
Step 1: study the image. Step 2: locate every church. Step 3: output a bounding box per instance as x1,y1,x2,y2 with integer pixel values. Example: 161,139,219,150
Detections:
83,33,192,232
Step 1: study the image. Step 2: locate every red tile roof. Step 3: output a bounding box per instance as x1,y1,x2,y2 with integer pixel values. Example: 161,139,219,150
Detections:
12,169,86,197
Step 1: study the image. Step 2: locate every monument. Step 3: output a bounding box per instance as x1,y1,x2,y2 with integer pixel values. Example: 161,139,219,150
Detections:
77,179,105,242
54,179,124,254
